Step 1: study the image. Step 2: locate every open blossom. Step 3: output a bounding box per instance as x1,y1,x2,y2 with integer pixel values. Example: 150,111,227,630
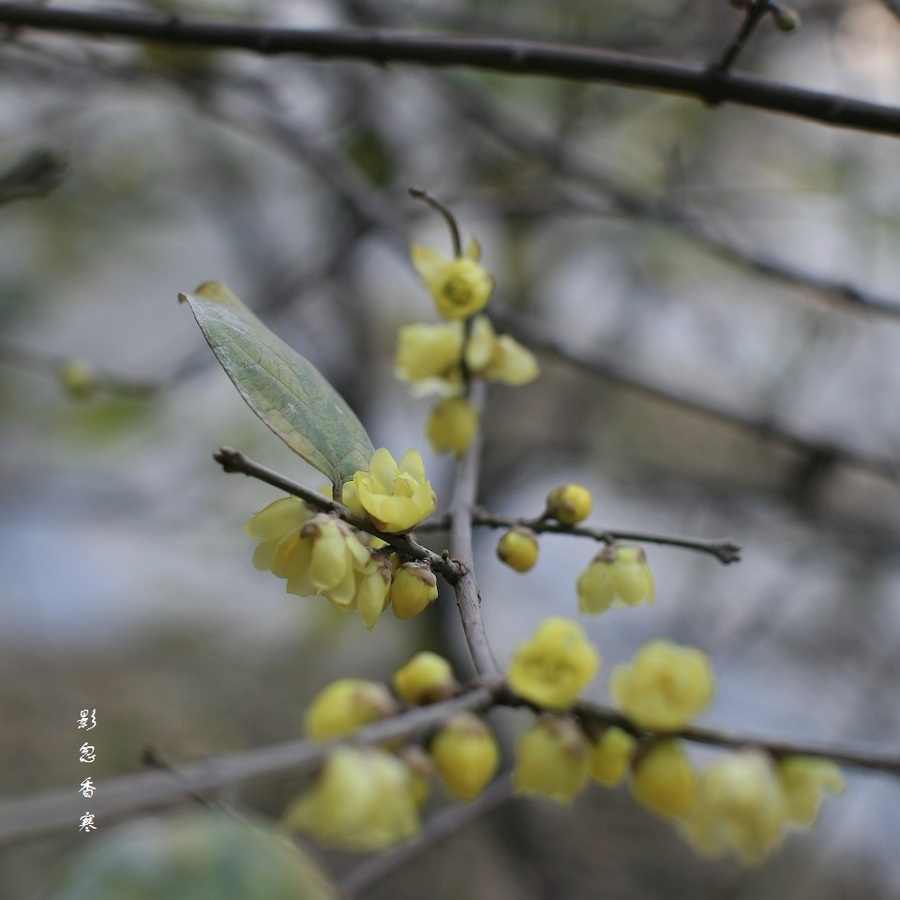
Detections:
777,756,845,827
352,448,436,533
577,544,655,615
394,316,539,397
679,750,787,864
244,497,391,628
610,639,714,731
281,747,421,851
411,238,493,320
507,617,600,711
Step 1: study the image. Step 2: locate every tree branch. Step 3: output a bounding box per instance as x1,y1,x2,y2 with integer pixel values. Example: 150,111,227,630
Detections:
2,4,900,138
213,447,465,582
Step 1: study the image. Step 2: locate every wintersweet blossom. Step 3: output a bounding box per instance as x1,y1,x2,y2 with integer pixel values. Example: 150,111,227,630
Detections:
513,716,591,804
281,747,420,851
543,483,592,525
390,561,439,619
394,323,463,394
411,238,493,320
777,756,845,827
429,713,501,801
589,726,638,787
426,396,479,456
507,617,600,710
352,448,436,533
630,740,696,819
679,750,787,864
577,544,655,615
496,527,540,573
304,679,398,741
610,639,714,731
393,652,459,705
465,315,539,386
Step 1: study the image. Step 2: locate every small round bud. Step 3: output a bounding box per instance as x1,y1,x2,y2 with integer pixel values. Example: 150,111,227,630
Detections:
429,712,500,801
772,6,800,32
631,740,696,819
426,397,479,456
304,679,398,740
393,651,459,705
589,726,638,787
544,483,592,525
390,561,439,619
60,359,98,400
496,527,539,573
513,716,590,804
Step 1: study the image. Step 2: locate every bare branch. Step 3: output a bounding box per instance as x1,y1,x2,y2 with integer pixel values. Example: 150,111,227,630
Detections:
2,4,900,137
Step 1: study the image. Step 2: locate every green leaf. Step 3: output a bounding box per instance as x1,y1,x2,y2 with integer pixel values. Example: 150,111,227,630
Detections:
180,281,373,486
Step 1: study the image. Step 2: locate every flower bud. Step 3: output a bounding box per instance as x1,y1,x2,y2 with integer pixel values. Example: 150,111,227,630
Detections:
577,544,654,615
631,740,696,819
426,396,479,456
393,651,459,705
507,617,600,711
610,639,714,731
772,6,800,32
60,358,97,400
429,712,501,801
496,527,539,573
304,679,398,740
589,726,638,787
513,716,590,804
391,561,439,619
544,484,592,525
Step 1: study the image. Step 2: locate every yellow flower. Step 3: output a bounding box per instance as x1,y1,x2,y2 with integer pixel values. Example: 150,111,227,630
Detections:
589,726,637,787
507,617,600,711
244,496,315,572
394,322,464,395
610,639,714,731
426,397,479,456
496,527,540,573
679,750,787,864
777,756,845,827
631,740,696,819
352,553,393,630
60,358,98,400
429,713,501,801
304,679,398,740
544,483,592,525
466,315,539,385
281,747,420,851
411,238,493,320
393,652,459,705
390,561,439,619
577,545,655,615
352,448,437,533
513,716,590,804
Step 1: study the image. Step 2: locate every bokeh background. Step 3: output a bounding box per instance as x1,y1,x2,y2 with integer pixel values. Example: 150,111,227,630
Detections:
2,0,900,896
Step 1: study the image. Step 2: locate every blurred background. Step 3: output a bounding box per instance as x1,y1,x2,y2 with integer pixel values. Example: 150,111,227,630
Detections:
2,0,900,896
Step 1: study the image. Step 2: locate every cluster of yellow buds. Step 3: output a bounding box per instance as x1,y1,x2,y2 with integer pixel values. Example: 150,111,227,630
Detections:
577,544,655,615
398,232,539,457
245,448,438,629
283,653,501,850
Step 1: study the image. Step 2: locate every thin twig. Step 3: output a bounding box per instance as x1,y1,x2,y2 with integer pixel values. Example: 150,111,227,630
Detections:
448,378,502,678
0,686,496,847
710,0,772,77
419,510,741,565
213,447,465,582
2,5,900,137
